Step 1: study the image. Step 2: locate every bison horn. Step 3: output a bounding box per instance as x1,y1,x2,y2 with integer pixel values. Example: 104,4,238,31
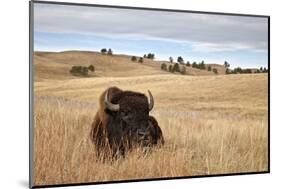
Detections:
104,90,120,111
148,90,154,111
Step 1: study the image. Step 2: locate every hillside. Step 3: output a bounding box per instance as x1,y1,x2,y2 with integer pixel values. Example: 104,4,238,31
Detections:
33,50,268,185
33,51,226,81
34,73,268,185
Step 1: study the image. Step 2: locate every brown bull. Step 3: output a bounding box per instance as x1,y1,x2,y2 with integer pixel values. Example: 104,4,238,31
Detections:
90,87,164,159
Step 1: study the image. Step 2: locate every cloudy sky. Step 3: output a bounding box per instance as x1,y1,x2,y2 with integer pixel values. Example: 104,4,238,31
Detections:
34,3,268,68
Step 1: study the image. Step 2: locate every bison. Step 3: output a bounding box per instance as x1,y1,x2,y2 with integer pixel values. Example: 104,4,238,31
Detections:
90,87,164,159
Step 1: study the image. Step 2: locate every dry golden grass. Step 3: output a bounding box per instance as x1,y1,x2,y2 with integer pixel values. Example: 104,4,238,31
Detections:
33,69,268,186
34,51,224,81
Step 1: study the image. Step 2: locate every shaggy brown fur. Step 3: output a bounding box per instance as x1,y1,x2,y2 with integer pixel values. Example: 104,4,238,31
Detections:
91,87,164,160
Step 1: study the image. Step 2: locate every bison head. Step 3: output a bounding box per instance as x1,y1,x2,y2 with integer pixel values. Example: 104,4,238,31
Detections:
104,90,154,146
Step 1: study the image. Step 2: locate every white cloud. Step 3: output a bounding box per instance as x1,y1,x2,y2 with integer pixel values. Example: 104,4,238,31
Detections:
34,3,268,53
191,42,267,53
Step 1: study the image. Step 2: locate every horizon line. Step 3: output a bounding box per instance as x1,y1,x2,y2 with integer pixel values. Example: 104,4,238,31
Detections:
34,49,268,69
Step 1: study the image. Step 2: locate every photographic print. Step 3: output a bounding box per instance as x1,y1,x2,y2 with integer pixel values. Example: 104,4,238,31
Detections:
30,1,269,188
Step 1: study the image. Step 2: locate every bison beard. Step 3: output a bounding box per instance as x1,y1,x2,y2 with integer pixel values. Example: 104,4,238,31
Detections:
90,87,164,160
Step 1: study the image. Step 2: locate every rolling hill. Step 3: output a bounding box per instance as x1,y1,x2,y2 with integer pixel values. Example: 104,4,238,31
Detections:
33,51,226,81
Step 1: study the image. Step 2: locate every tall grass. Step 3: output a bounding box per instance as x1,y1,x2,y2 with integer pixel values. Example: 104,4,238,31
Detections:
33,93,268,186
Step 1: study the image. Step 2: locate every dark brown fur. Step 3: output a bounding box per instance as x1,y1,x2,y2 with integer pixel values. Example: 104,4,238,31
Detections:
91,87,164,160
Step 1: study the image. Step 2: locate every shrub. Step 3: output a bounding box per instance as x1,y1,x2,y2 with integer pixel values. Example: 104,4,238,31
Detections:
131,56,137,62
107,48,113,55
213,68,218,74
180,66,187,75
81,67,89,76
173,63,180,72
186,61,190,67
233,67,243,74
225,68,231,74
100,48,107,54
88,65,95,72
70,66,89,76
168,65,174,72
143,54,147,58
227,67,267,74
259,67,268,73
243,69,252,74
208,66,212,71
138,57,144,63
70,66,82,74
192,62,197,68
161,63,167,71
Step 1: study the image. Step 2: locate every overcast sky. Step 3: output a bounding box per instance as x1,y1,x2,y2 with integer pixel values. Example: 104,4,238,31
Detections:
34,3,268,68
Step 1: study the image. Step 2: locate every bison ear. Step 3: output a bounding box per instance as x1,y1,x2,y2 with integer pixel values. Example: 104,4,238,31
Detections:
104,107,117,115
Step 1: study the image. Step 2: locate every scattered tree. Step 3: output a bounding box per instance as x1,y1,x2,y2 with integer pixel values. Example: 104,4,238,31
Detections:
233,67,243,74
131,56,137,62
227,66,268,74
173,63,180,72
144,54,147,58
146,53,155,59
169,57,173,63
101,48,107,54
198,61,206,69
138,57,144,63
243,69,252,74
224,61,230,68
177,56,184,64
186,61,190,67
225,68,231,74
107,48,113,55
208,66,212,71
224,61,230,74
213,68,218,74
192,62,197,68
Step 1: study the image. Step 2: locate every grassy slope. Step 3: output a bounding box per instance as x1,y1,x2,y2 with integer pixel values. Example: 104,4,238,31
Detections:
34,69,268,185
34,51,225,81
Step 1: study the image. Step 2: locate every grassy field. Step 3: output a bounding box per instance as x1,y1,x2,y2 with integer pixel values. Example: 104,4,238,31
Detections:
33,51,268,186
